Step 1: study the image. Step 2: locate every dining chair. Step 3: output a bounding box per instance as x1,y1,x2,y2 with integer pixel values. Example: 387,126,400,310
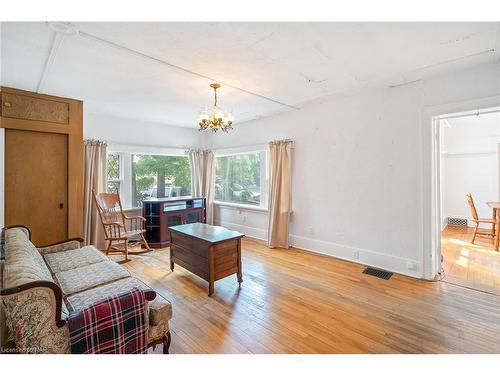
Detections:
92,189,151,261
466,193,497,244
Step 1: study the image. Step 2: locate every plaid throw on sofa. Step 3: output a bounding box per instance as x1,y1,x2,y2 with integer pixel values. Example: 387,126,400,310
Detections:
68,288,148,354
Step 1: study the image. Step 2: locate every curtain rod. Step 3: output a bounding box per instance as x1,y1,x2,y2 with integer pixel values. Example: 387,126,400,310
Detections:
214,142,268,151
215,140,295,152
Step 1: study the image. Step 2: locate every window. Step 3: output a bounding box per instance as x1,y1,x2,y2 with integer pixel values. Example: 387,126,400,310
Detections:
106,153,122,193
131,154,191,207
215,151,267,208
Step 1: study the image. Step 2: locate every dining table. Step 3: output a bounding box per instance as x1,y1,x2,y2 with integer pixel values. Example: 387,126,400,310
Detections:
486,201,500,250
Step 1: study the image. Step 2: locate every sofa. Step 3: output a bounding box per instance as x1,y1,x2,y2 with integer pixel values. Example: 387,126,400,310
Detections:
0,226,172,354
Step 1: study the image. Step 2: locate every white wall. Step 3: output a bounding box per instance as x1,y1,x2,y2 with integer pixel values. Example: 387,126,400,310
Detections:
1,60,498,279
208,62,500,279
441,113,500,226
84,112,203,149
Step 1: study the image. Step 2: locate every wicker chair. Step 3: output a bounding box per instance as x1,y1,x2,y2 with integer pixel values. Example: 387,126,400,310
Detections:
92,190,151,261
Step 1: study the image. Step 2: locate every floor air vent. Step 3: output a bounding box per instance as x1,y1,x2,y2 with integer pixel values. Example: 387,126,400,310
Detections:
362,267,393,280
447,217,468,227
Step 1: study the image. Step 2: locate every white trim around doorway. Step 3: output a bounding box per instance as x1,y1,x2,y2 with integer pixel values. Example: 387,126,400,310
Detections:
424,95,500,280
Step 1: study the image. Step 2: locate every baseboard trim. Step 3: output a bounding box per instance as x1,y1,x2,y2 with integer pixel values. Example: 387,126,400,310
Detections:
215,220,423,279
289,234,422,279
215,220,267,241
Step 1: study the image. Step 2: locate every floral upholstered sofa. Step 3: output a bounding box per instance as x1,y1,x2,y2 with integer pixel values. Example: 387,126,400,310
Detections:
0,226,172,354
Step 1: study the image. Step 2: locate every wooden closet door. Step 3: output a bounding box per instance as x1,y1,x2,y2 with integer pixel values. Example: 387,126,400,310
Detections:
5,129,68,246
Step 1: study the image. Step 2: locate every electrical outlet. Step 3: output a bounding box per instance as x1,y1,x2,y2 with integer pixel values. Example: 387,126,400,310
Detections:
406,261,418,271
308,227,315,235
353,250,359,259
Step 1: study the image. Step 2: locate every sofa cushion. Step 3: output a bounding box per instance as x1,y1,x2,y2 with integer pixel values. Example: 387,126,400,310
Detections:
53,261,130,295
4,228,54,287
44,246,108,274
65,277,172,326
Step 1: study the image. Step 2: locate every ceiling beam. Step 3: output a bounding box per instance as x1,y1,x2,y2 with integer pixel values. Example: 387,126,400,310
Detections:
494,22,500,63
78,29,300,110
37,31,65,93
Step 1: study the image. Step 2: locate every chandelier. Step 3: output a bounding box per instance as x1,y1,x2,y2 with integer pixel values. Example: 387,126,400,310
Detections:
198,83,234,132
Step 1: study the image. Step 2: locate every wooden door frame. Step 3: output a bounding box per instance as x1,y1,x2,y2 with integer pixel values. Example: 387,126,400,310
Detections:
0,86,83,239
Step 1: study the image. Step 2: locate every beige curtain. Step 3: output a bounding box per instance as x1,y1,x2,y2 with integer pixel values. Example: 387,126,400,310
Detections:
83,139,107,249
188,149,216,225
267,140,293,248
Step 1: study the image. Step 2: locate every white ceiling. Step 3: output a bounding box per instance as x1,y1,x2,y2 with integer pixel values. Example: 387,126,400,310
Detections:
1,22,499,128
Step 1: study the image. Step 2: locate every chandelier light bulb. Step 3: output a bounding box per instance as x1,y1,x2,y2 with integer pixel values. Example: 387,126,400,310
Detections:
213,107,224,120
198,108,209,121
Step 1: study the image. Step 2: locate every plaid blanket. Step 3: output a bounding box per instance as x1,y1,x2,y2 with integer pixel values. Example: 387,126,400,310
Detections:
68,287,148,354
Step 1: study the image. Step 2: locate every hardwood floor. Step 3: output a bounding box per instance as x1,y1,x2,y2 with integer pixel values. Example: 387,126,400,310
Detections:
441,225,500,294
118,237,500,354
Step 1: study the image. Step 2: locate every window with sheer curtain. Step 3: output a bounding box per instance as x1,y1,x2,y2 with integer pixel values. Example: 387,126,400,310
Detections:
215,151,268,208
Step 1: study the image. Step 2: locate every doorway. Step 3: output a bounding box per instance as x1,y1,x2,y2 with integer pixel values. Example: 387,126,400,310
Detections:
436,108,500,294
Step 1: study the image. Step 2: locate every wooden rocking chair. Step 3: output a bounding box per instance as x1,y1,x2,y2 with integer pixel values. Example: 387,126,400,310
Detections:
92,189,151,261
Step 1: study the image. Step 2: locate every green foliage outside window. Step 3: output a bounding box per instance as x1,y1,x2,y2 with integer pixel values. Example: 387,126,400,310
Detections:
132,154,191,206
215,152,261,206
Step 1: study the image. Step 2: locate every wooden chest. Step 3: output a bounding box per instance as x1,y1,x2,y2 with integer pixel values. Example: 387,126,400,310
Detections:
169,223,244,296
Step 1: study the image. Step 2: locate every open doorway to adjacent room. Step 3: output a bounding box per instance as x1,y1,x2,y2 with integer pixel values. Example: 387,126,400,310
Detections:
438,108,500,294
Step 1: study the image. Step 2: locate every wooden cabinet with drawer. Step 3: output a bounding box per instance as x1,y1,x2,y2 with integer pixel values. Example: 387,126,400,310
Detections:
169,223,244,296
142,197,206,248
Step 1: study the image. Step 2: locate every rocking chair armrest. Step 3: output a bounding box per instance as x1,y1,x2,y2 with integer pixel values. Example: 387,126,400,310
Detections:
103,222,125,228
123,215,146,222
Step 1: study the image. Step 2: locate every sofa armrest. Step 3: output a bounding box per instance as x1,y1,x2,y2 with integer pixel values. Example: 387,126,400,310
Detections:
4,225,31,240
37,238,84,255
144,289,156,301
1,281,66,328
1,281,69,353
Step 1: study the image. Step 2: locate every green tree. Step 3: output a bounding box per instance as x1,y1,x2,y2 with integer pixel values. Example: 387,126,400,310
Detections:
132,155,191,205
215,153,260,203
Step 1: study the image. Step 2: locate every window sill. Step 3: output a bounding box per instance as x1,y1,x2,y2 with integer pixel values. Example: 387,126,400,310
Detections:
214,201,268,213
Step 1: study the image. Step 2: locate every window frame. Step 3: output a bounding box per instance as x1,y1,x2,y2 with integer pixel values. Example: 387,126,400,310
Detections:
107,145,191,209
106,152,123,195
131,152,192,205
214,147,269,211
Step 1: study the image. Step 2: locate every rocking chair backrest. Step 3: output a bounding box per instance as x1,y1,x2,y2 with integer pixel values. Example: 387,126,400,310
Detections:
92,190,126,228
